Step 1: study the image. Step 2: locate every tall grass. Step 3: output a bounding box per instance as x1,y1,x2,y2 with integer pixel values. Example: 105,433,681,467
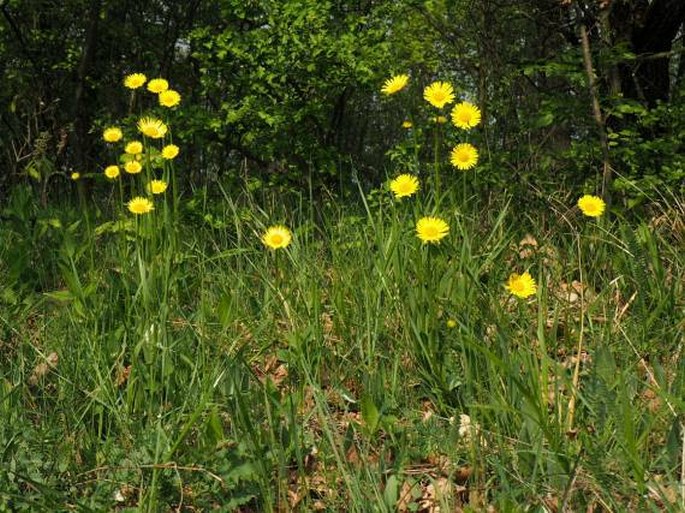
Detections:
1,171,683,511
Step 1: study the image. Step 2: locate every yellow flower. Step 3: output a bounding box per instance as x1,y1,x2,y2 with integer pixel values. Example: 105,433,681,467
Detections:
423,81,455,109
416,216,449,244
446,319,457,329
147,179,168,195
505,272,537,298
402,120,413,129
104,165,120,179
451,101,481,130
432,115,448,124
124,73,147,89
262,225,292,249
124,161,142,174
137,117,168,139
147,78,169,93
127,196,154,215
381,74,409,95
103,127,123,143
161,144,179,159
577,195,606,217
70,172,80,181
125,141,143,155
159,89,181,107
450,143,478,170
389,174,419,199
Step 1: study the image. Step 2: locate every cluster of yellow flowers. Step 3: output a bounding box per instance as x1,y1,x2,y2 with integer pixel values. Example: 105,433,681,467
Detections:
124,73,181,107
380,73,607,299
101,73,182,215
383,74,480,173
383,74,481,252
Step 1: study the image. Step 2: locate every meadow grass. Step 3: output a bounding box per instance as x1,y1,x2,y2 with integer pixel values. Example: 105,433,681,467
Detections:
0,170,683,512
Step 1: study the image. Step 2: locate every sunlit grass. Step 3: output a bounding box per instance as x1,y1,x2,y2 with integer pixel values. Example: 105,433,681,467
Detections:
1,177,682,511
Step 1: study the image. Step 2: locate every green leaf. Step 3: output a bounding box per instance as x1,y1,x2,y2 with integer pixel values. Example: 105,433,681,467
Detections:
360,393,380,434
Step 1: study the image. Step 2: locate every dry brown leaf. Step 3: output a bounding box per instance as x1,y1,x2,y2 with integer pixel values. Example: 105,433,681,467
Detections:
28,351,58,385
115,365,131,387
397,480,417,512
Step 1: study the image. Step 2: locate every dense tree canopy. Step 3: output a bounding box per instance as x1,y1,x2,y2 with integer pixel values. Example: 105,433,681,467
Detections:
1,0,683,200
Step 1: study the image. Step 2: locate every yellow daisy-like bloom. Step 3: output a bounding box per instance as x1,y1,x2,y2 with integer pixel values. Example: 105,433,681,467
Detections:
124,161,143,174
381,74,409,95
505,272,537,298
416,216,449,244
577,195,606,217
104,165,120,179
423,81,455,109
161,144,179,159
262,225,292,250
147,179,168,195
402,120,413,129
389,174,419,199
451,101,481,130
137,117,168,139
71,172,80,181
147,78,169,93
450,143,479,170
124,73,147,89
125,141,143,155
103,127,123,143
159,89,181,108
127,196,154,215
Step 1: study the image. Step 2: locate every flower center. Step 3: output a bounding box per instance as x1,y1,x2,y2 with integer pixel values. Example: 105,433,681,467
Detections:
271,234,283,245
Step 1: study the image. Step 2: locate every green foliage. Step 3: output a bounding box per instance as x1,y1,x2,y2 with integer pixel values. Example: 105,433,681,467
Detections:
187,0,391,180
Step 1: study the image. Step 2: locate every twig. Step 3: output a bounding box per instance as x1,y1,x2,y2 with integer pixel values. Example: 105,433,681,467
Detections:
578,21,612,206
75,462,224,486
566,236,584,432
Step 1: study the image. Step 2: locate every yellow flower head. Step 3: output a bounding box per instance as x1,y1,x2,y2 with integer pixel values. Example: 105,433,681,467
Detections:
505,272,537,298
450,143,478,170
103,127,123,143
124,160,143,174
423,81,455,109
389,174,419,199
451,101,481,130
262,225,292,250
147,179,168,195
70,172,80,181
446,319,457,329
402,120,413,129
127,196,154,215
124,73,147,89
432,115,448,124
147,78,169,93
161,144,179,159
137,117,168,139
104,165,120,179
381,74,409,95
416,216,449,244
125,141,143,155
159,89,181,108
577,195,606,217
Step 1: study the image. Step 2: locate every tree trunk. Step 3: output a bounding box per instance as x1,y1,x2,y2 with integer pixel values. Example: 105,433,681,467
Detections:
72,0,102,176
613,0,685,105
